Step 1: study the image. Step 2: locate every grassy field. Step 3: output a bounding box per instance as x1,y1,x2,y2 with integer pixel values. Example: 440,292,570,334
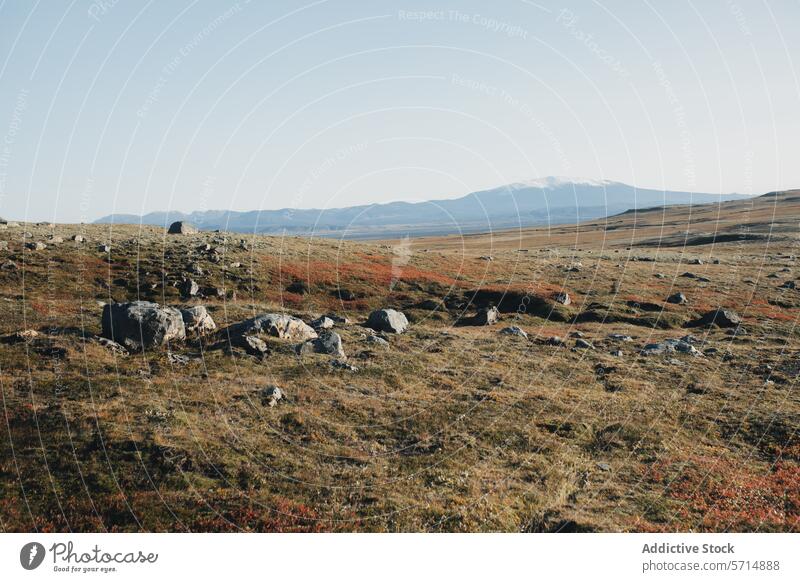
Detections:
1,191,798,532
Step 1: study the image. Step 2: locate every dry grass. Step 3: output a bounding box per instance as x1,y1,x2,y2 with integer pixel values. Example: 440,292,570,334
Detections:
0,192,799,532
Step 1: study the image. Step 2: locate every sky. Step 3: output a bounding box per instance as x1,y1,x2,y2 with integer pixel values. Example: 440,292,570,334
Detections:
0,0,798,223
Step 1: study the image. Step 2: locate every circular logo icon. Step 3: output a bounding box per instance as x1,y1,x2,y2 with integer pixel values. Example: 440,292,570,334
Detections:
19,542,46,570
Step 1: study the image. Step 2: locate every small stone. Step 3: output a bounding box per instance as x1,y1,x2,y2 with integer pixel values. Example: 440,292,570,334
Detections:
499,326,528,339
296,330,346,358
179,279,199,298
554,292,571,306
666,292,687,305
96,337,128,356
331,359,359,372
262,385,282,407
471,306,499,326
167,221,198,235
310,316,335,330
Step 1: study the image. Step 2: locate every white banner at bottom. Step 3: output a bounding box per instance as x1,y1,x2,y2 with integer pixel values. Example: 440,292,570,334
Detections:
0,533,796,581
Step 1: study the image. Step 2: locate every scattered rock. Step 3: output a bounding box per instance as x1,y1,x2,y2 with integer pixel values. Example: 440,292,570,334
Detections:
179,279,199,298
499,326,528,339
262,385,282,407
98,244,111,253
1,260,17,270
640,338,702,357
310,316,335,330
180,306,217,334
25,242,46,251
666,292,687,305
167,221,198,235
554,292,571,306
225,313,318,341
230,334,269,356
297,330,346,358
95,337,128,356
167,352,191,366
471,306,499,326
607,333,633,342
72,234,86,243
546,336,565,346
101,301,186,351
575,338,594,349
325,313,351,324
331,359,359,372
365,309,409,334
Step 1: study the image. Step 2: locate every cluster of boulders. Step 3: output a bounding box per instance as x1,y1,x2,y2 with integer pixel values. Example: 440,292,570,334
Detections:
98,302,409,364
100,301,219,351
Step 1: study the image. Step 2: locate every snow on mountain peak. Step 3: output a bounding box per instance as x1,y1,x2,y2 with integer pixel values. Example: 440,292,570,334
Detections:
511,176,617,190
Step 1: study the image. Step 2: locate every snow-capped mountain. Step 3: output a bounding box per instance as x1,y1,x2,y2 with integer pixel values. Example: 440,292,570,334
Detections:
95,178,744,239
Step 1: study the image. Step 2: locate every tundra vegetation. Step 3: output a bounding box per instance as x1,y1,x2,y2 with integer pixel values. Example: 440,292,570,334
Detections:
0,191,798,532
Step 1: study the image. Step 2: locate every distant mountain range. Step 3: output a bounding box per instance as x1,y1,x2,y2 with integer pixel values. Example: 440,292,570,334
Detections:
94,177,747,239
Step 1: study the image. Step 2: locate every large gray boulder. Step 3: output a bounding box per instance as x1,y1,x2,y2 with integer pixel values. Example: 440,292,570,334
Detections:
296,330,346,358
225,313,317,341
180,306,216,335
167,221,198,235
101,301,186,350
365,309,408,334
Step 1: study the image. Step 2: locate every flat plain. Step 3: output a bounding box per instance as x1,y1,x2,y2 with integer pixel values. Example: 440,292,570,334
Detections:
1,191,798,532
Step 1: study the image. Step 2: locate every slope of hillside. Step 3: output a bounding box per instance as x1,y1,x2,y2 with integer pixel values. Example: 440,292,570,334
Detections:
93,178,744,239
1,189,797,532
411,189,795,254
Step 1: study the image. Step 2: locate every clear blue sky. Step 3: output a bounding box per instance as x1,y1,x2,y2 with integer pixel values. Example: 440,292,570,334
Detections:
1,0,798,223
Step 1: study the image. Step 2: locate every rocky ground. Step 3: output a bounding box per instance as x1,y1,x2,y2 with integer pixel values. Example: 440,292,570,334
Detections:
0,192,798,532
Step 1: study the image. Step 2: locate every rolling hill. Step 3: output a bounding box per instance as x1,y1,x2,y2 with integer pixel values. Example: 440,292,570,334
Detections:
94,177,745,238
